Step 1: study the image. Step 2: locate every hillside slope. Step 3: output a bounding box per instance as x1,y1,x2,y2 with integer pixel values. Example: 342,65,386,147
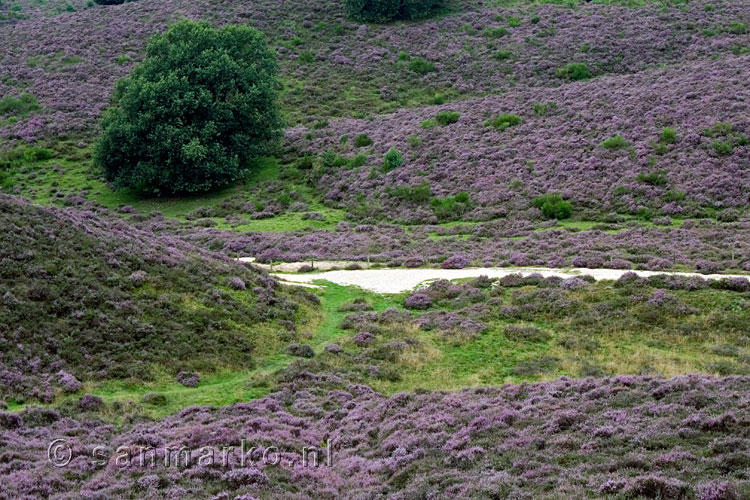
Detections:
0,195,314,403
1,373,748,499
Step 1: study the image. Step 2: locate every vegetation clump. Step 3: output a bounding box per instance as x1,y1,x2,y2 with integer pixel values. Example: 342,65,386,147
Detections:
345,0,444,23
486,113,522,130
533,193,573,219
382,147,404,171
354,134,374,147
434,111,460,125
600,134,629,149
556,62,592,81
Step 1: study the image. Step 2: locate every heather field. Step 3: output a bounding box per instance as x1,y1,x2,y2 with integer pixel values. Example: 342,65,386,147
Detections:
1,0,750,498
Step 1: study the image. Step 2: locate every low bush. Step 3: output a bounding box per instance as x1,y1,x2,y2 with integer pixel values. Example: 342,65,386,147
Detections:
382,147,404,172
637,170,668,186
354,134,374,147
486,113,522,130
431,192,472,221
408,57,436,74
390,181,431,203
556,62,592,81
484,27,509,38
532,193,573,220
659,127,677,144
0,93,39,116
435,111,460,125
600,135,629,149
345,0,443,23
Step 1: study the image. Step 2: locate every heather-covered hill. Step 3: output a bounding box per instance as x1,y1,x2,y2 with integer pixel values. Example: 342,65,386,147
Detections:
290,54,750,223
1,0,748,141
0,195,315,404
1,373,748,499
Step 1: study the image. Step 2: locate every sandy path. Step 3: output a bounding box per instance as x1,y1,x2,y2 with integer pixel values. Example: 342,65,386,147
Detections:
250,264,749,294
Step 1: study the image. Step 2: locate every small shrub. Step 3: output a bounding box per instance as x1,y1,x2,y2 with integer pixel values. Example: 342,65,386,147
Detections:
176,371,200,387
494,49,512,60
431,192,472,221
486,113,522,131
287,343,315,358
390,181,431,203
435,111,460,125
556,62,591,81
727,22,747,35
660,127,677,144
93,0,129,4
532,193,573,220
484,27,509,38
407,135,423,147
441,254,470,269
404,292,432,309
298,51,315,63
382,147,404,172
600,135,629,149
637,170,668,186
228,277,246,290
349,153,368,168
58,370,81,393
354,134,373,147
345,0,443,23
712,140,733,156
20,147,53,163
408,57,436,74
0,93,39,116
78,394,104,411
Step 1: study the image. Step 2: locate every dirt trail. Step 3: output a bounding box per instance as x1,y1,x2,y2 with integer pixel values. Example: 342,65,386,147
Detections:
236,259,749,294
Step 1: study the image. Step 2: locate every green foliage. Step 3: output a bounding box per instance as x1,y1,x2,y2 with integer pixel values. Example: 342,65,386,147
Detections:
382,147,404,172
600,135,629,149
712,140,733,156
350,153,368,169
345,0,443,23
485,113,522,130
298,51,315,63
484,27,509,38
555,62,592,81
637,170,668,186
408,57,436,74
434,111,460,126
494,49,512,60
93,0,130,4
727,22,747,35
430,192,472,221
659,127,677,144
389,181,431,203
532,193,573,220
354,134,374,147
0,93,39,116
94,20,282,195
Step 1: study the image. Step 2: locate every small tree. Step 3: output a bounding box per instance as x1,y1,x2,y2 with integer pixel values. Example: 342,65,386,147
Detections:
346,0,443,23
95,20,282,195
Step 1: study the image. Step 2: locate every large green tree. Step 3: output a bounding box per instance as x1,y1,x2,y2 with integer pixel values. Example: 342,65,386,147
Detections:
95,20,282,195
